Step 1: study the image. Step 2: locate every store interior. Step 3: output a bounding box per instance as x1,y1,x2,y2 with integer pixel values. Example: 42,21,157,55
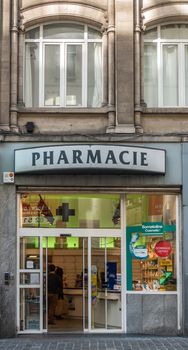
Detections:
19,193,177,332
21,236,122,332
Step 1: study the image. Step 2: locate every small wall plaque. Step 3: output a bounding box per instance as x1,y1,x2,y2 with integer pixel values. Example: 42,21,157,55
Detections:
3,172,14,183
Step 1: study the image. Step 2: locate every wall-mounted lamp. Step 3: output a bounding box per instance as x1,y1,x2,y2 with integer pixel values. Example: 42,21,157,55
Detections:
25,121,35,134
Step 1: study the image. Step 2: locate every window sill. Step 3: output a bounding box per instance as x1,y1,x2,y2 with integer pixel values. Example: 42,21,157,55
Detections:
18,106,113,114
143,107,188,114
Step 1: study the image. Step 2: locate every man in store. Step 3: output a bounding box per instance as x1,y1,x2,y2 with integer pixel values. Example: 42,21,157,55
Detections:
48,264,61,325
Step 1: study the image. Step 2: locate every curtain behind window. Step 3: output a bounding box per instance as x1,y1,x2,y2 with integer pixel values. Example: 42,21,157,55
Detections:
25,43,39,107
88,43,102,107
144,44,158,107
44,45,60,106
163,45,178,106
66,45,82,106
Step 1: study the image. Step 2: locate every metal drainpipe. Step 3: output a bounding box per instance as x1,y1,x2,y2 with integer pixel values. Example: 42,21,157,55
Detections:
102,26,108,107
10,0,19,132
18,15,25,108
107,0,116,130
134,0,143,132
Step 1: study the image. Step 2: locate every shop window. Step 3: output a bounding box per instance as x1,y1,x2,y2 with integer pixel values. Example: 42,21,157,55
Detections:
19,193,120,229
126,194,177,292
24,23,102,108
144,24,188,107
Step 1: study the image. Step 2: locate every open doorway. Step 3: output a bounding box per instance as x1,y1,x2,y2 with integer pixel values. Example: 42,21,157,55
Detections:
43,236,88,332
43,236,122,332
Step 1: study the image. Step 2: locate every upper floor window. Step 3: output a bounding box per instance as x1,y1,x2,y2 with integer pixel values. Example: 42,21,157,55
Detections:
144,24,188,107
24,23,102,108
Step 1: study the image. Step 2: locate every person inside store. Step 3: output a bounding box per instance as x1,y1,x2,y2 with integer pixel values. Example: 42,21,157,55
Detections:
55,266,64,299
55,266,67,319
48,264,61,325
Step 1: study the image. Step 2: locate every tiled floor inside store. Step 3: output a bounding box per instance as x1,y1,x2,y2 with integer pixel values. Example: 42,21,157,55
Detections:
48,317,82,332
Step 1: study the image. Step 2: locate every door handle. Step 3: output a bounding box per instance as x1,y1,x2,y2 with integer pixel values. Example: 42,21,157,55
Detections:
102,281,108,288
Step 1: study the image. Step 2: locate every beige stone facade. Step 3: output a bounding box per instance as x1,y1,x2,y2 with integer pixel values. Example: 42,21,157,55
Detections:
1,0,188,338
0,0,187,140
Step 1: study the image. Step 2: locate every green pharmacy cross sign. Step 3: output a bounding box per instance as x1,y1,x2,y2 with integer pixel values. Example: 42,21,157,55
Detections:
56,203,75,222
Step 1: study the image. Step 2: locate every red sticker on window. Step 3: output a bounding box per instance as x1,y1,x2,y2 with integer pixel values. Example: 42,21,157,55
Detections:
154,241,172,257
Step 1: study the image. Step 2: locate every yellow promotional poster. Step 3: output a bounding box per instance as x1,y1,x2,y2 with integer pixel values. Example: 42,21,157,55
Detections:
91,265,97,305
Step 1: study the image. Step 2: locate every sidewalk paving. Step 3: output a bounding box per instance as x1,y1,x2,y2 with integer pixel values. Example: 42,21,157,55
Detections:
0,335,187,350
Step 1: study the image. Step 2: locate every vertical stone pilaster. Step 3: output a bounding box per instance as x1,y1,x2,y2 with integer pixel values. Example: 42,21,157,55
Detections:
108,0,115,107
0,0,11,130
0,185,17,337
112,0,135,133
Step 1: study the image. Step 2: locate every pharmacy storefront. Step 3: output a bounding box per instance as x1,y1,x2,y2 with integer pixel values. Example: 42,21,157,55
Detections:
0,143,182,336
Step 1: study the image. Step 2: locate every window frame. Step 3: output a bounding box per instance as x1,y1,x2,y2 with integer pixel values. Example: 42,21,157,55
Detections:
24,22,103,108
144,24,188,108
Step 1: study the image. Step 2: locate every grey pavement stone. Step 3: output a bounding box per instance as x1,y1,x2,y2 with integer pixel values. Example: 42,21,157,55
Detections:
0,336,188,350
47,343,58,350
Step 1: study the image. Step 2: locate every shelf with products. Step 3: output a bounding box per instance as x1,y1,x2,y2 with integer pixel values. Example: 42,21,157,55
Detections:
132,258,175,291
141,256,174,291
141,258,158,271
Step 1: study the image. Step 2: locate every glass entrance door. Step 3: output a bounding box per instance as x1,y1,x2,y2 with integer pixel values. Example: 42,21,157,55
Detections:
18,235,122,333
90,237,122,330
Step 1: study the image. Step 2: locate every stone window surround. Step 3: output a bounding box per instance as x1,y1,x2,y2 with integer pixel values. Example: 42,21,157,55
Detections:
8,1,116,132
141,2,188,113
23,23,103,109
9,0,141,134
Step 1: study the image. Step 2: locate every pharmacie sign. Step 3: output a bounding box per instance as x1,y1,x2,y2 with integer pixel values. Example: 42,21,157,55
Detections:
14,145,166,174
